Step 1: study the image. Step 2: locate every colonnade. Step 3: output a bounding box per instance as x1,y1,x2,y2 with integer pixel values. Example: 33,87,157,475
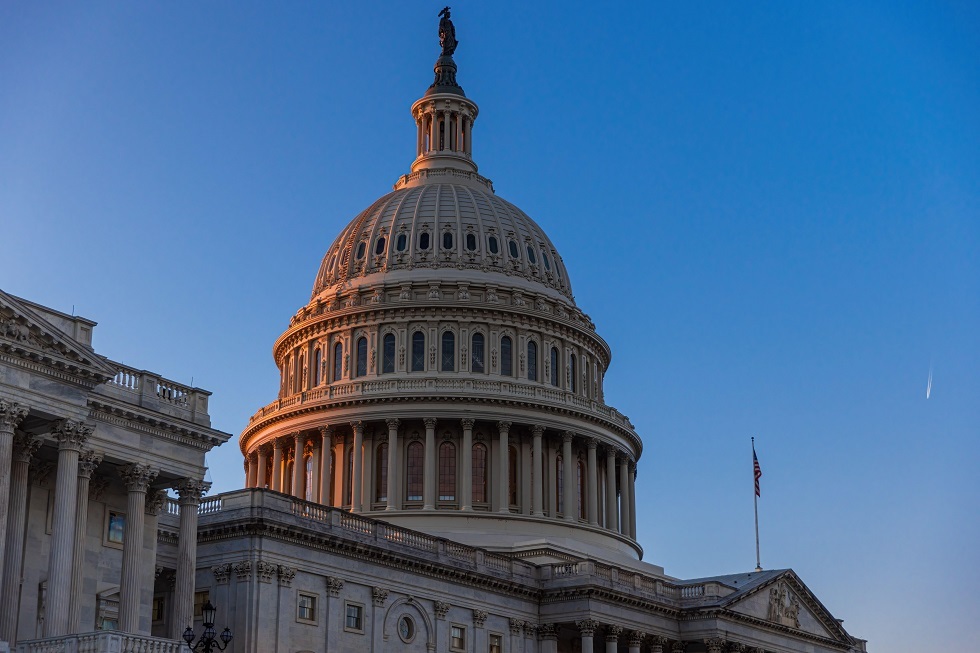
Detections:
0,398,207,642
537,622,677,653
244,417,639,540
416,106,473,157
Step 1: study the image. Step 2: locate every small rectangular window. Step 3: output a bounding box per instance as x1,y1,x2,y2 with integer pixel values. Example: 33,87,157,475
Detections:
489,633,503,653
152,597,165,623
105,510,125,547
345,602,364,633
451,625,466,651
297,593,317,624
193,591,209,618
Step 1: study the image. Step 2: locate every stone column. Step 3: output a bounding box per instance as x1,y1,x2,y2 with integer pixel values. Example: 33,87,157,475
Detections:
629,460,638,538
587,438,599,525
562,432,576,521
45,420,91,636
628,631,647,653
619,455,632,536
68,449,103,632
605,448,618,532
577,619,598,653
256,446,268,489
384,420,399,510
531,426,544,516
292,432,306,499
429,113,436,152
416,116,423,155
423,418,437,510
0,429,40,641
539,624,558,653
243,455,252,488
117,462,157,634
497,421,511,513
271,438,284,492
0,400,29,610
649,635,669,653
360,431,373,511
350,421,364,512
318,427,333,504
171,478,209,639
460,419,474,511
606,625,622,653
441,111,449,150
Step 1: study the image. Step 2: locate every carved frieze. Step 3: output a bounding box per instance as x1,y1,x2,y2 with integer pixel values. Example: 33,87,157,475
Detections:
255,560,277,583
212,564,232,584
326,576,344,596
233,560,252,581
472,609,488,628
277,565,296,587
766,581,802,629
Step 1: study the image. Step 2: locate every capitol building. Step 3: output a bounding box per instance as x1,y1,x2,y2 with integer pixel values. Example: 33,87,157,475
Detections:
0,12,866,653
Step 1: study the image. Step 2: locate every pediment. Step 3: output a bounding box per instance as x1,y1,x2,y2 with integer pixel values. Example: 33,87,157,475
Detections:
0,290,117,383
724,571,850,643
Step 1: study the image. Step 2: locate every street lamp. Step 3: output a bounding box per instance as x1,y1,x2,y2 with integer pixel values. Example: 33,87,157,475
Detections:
182,601,233,652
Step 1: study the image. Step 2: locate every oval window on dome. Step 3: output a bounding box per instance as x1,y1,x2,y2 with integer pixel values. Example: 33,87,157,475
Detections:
508,240,519,259
419,232,430,250
375,237,386,255
542,253,551,270
488,236,499,254
355,241,366,260
396,234,407,251
526,245,537,265
466,233,477,251
443,232,453,249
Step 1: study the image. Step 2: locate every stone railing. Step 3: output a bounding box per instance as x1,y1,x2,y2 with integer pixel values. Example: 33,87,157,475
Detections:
15,632,183,653
97,360,212,426
544,560,735,606
393,166,494,192
247,377,637,439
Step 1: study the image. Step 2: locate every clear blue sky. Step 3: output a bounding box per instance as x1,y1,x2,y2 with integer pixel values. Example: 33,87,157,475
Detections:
2,2,977,650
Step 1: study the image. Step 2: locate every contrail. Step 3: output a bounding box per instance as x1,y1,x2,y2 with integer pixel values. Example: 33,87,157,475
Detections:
926,360,933,399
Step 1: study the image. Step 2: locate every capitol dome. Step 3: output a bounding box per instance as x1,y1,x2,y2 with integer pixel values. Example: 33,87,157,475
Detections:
240,20,644,565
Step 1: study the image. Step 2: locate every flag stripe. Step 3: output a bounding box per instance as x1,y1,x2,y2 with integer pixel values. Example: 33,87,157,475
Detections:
753,448,762,497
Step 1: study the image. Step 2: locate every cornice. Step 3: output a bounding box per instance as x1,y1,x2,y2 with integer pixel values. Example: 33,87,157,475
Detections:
0,350,107,390
88,398,229,451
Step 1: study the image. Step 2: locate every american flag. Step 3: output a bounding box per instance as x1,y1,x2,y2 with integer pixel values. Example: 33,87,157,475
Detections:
753,446,762,497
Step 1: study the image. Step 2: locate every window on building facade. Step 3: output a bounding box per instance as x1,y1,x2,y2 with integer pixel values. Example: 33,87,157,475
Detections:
439,441,456,501
396,233,407,251
345,449,353,505
441,331,455,371
488,236,499,254
508,240,519,259
500,336,512,376
451,625,466,651
419,232,430,250
355,241,366,259
508,446,519,506
466,233,477,251
344,603,364,632
527,341,537,381
550,347,559,386
382,334,396,373
333,342,343,382
490,634,503,653
313,348,321,386
578,460,586,519
297,593,317,624
526,245,537,264
152,597,165,623
542,252,551,271
412,332,425,371
355,337,367,377
406,441,424,501
375,237,386,255
556,455,564,515
376,443,388,502
194,591,210,618
471,333,484,373
570,354,576,393
472,443,487,504
443,232,453,249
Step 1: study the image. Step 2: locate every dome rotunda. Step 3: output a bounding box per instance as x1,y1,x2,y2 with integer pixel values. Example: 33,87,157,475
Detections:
240,13,644,565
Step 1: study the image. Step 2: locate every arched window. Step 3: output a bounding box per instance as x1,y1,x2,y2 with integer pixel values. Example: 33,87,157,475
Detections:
313,349,322,387
412,332,425,372
328,450,336,506
406,442,424,501
508,446,519,507
333,342,343,382
382,334,396,373
438,442,456,501
355,241,366,259
442,232,453,250
578,460,586,519
345,448,354,505
305,456,314,503
500,336,512,376
294,353,302,393
488,236,499,254
441,331,455,372
508,240,519,259
396,233,408,251
527,341,537,381
376,443,388,502
570,354,577,393
472,443,488,504
355,337,367,377
550,347,560,386
471,333,485,373
419,232,430,250
556,455,564,515
466,233,477,251
374,237,386,255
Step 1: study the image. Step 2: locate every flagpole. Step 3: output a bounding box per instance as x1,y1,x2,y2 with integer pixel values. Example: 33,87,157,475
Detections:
753,437,762,572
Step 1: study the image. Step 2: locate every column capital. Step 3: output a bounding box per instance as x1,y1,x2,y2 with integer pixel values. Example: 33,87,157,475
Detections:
576,619,599,637
350,420,365,434
460,418,475,429
272,436,285,450
628,630,646,647
628,459,637,473
386,418,401,430
606,624,623,642
0,399,29,431
120,463,158,492
704,638,726,653
497,421,512,433
423,417,438,429
145,489,168,516
174,477,211,504
12,430,43,463
52,419,92,451
671,642,687,653
77,449,103,478
587,437,599,450
649,634,669,652
562,430,574,444
318,425,334,438
538,623,558,640
728,643,747,653
509,618,525,635
531,424,545,437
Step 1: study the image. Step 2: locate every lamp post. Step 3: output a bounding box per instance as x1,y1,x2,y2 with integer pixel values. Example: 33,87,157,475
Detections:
182,601,233,652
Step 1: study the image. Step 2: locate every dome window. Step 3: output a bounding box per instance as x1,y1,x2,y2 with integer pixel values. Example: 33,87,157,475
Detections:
488,236,499,254
411,332,425,371
441,331,455,371
419,232,430,250
382,334,395,373
471,333,485,373
443,232,453,249
500,336,513,377
526,245,537,265
355,337,368,377
466,233,477,251
542,253,551,271
355,241,366,260
396,234,408,251
550,347,560,387
374,237,386,255
527,341,538,381
508,240,519,259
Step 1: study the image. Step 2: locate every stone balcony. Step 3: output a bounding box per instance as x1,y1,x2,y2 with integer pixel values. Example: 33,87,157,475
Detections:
96,361,213,427
13,632,182,653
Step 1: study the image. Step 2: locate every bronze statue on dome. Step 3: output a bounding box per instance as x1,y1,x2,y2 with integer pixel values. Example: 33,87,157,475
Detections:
438,7,458,56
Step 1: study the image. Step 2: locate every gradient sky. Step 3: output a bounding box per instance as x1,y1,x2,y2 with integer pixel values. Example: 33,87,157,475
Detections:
2,2,977,651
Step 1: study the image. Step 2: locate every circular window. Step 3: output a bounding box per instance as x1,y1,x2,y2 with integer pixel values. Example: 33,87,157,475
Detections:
397,615,416,643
